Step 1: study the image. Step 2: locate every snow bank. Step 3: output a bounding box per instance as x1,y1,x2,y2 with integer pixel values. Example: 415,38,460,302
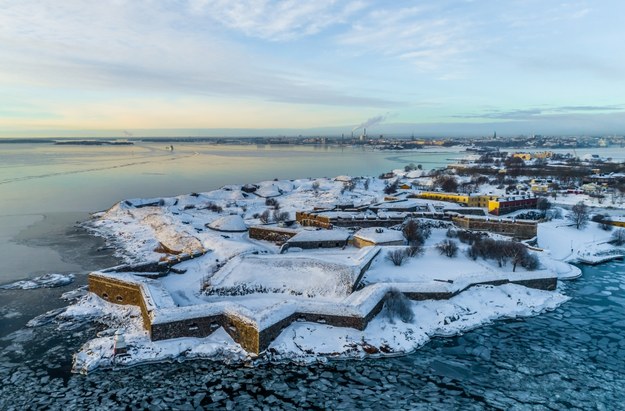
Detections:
270,284,568,357
0,273,75,290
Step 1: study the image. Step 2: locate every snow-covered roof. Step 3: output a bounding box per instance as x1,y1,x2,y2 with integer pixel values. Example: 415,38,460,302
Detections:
334,175,352,182
369,199,419,209
287,228,350,243
207,214,248,232
354,227,405,244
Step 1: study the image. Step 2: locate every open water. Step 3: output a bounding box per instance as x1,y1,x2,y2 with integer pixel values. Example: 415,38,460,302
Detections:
1,142,624,409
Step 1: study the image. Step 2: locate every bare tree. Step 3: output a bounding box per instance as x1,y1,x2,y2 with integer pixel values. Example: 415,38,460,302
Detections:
405,244,424,257
273,210,290,222
259,209,271,224
502,241,529,272
567,202,589,229
434,175,459,192
436,239,458,258
402,219,431,246
387,248,409,266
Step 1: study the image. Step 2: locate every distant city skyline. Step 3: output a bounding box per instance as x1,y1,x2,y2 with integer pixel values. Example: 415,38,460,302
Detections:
2,0,625,137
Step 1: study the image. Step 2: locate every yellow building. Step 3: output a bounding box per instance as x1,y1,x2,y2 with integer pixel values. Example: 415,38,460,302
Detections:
512,152,532,161
417,192,497,208
417,192,470,204
532,151,553,159
608,218,625,228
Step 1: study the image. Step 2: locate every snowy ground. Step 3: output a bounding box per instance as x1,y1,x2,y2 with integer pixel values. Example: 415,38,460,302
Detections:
537,211,623,264
71,174,592,370
270,284,568,358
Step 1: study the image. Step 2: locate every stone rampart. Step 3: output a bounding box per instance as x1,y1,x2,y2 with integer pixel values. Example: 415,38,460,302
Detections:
248,226,298,243
88,267,557,355
452,216,537,239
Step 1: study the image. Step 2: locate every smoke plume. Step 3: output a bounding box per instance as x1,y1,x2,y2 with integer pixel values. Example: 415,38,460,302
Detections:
352,114,387,132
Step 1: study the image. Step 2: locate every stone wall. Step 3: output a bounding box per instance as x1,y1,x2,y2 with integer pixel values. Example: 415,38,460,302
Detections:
248,226,298,243
295,212,333,228
88,275,152,331
89,266,557,355
151,314,222,341
452,216,537,239
511,277,557,291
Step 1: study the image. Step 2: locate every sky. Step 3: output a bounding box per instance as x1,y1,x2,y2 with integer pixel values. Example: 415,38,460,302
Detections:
1,0,625,138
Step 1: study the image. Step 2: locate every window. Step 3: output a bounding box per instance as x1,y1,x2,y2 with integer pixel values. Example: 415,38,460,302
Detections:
102,292,109,300
116,295,123,302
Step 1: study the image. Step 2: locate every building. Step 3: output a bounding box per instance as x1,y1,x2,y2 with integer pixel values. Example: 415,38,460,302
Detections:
284,228,350,250
417,192,498,208
488,195,537,216
512,152,532,161
607,217,625,228
353,227,405,248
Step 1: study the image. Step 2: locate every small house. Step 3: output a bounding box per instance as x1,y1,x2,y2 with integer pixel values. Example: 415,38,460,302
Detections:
353,227,405,248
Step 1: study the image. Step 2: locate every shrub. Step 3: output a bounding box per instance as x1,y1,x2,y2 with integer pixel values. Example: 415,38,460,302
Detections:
405,244,424,258
612,228,625,245
265,197,280,208
456,230,485,245
384,289,414,323
259,209,271,224
592,214,613,231
273,210,290,222
436,239,458,258
384,180,399,195
387,248,409,266
522,253,540,271
434,175,458,192
205,202,223,213
537,197,552,212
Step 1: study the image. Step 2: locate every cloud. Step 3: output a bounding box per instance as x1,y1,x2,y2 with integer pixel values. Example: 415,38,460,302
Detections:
454,105,625,121
336,5,473,72
0,1,398,108
189,0,366,41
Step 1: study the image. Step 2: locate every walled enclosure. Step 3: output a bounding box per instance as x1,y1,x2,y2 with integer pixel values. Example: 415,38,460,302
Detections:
89,270,556,355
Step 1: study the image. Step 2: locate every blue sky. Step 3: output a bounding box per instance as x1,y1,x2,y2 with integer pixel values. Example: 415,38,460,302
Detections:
1,0,625,137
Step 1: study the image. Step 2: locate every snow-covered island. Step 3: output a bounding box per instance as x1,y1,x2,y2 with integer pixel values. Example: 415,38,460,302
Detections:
64,161,625,373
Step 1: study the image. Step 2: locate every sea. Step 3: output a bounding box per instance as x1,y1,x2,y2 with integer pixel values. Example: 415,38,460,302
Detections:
0,141,624,409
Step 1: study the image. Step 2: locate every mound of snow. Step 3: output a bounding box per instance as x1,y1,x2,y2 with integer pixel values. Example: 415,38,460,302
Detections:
208,214,248,232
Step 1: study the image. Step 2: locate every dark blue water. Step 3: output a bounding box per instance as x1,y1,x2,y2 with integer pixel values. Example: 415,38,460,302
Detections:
1,261,623,410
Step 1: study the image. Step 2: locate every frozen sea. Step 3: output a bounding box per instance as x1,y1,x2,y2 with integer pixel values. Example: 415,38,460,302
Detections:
1,141,625,409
